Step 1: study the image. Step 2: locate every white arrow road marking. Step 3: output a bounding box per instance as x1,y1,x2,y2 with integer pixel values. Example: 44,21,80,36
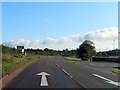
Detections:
37,72,50,86
93,74,120,87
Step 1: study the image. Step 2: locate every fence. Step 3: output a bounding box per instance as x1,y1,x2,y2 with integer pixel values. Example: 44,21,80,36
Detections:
92,56,120,62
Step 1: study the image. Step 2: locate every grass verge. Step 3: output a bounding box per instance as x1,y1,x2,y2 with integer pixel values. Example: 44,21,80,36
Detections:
65,57,81,61
112,68,120,74
2,55,40,77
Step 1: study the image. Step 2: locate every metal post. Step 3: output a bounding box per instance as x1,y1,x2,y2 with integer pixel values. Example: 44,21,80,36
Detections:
113,39,115,50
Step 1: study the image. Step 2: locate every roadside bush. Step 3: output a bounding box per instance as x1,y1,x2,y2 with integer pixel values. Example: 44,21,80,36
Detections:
2,54,13,62
27,57,32,60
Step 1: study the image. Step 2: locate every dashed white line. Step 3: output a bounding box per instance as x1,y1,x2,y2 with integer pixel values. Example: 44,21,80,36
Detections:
55,63,73,78
93,74,120,87
62,69,73,78
56,64,60,68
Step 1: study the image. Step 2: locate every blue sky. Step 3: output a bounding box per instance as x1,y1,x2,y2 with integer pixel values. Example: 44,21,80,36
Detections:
2,2,118,50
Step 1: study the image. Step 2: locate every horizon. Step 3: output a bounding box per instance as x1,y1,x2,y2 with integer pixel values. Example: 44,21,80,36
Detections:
1,44,120,53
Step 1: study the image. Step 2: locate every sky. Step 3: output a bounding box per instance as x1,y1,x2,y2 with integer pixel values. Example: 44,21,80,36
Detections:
2,2,118,51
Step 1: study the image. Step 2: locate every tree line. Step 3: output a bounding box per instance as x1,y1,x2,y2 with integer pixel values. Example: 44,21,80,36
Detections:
2,39,120,61
97,49,120,57
25,40,96,60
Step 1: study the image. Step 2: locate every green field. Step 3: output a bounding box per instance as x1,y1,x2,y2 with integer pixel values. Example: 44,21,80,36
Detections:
65,57,81,61
2,55,39,77
112,68,120,74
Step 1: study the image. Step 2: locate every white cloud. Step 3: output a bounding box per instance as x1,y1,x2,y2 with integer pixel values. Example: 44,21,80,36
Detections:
3,27,118,51
18,39,31,46
3,39,41,49
58,35,82,43
94,39,118,51
29,40,41,48
3,39,26,47
83,27,118,51
70,34,82,42
84,27,118,40
42,38,58,44
58,37,73,43
42,35,82,44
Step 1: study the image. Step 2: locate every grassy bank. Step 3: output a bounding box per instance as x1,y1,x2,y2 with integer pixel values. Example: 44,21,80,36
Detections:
2,55,39,77
1,44,41,77
112,68,120,74
65,57,81,61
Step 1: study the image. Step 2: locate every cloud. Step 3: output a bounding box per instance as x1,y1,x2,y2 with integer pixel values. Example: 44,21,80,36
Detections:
70,34,82,42
84,27,118,40
3,35,82,49
3,27,118,51
3,39,30,47
29,40,41,48
58,35,82,43
94,40,118,51
58,37,73,43
42,35,82,44
3,39,41,49
83,27,118,51
42,38,58,45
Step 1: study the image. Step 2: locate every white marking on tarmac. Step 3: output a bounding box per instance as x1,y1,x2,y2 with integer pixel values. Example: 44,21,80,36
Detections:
55,63,73,78
62,69,73,78
93,74,120,87
56,64,60,68
37,72,50,86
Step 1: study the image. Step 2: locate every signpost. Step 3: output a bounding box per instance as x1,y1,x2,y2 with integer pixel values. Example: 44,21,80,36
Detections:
17,46,25,55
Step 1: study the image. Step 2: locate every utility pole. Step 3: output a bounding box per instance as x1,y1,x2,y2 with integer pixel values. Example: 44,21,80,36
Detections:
118,29,120,50
113,39,115,50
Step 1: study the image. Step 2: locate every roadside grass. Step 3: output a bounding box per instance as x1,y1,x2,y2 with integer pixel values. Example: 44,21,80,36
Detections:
112,68,120,74
2,55,40,77
106,62,119,64
65,57,81,61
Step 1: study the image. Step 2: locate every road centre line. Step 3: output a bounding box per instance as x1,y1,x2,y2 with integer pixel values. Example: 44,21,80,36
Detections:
55,64,60,68
55,63,73,78
62,69,73,78
93,74,120,87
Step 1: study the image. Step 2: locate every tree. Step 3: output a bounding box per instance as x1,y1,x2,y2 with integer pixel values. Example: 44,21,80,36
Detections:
69,50,76,57
77,40,96,60
97,49,120,57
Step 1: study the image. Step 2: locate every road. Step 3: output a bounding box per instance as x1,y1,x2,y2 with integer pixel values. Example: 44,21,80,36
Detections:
2,56,120,89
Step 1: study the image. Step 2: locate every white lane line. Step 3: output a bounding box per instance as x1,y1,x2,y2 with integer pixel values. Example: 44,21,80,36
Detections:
93,74,120,87
55,63,73,78
62,69,73,78
56,64,60,68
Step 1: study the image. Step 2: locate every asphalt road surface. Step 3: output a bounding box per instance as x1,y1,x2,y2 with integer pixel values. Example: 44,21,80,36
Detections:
2,56,120,89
